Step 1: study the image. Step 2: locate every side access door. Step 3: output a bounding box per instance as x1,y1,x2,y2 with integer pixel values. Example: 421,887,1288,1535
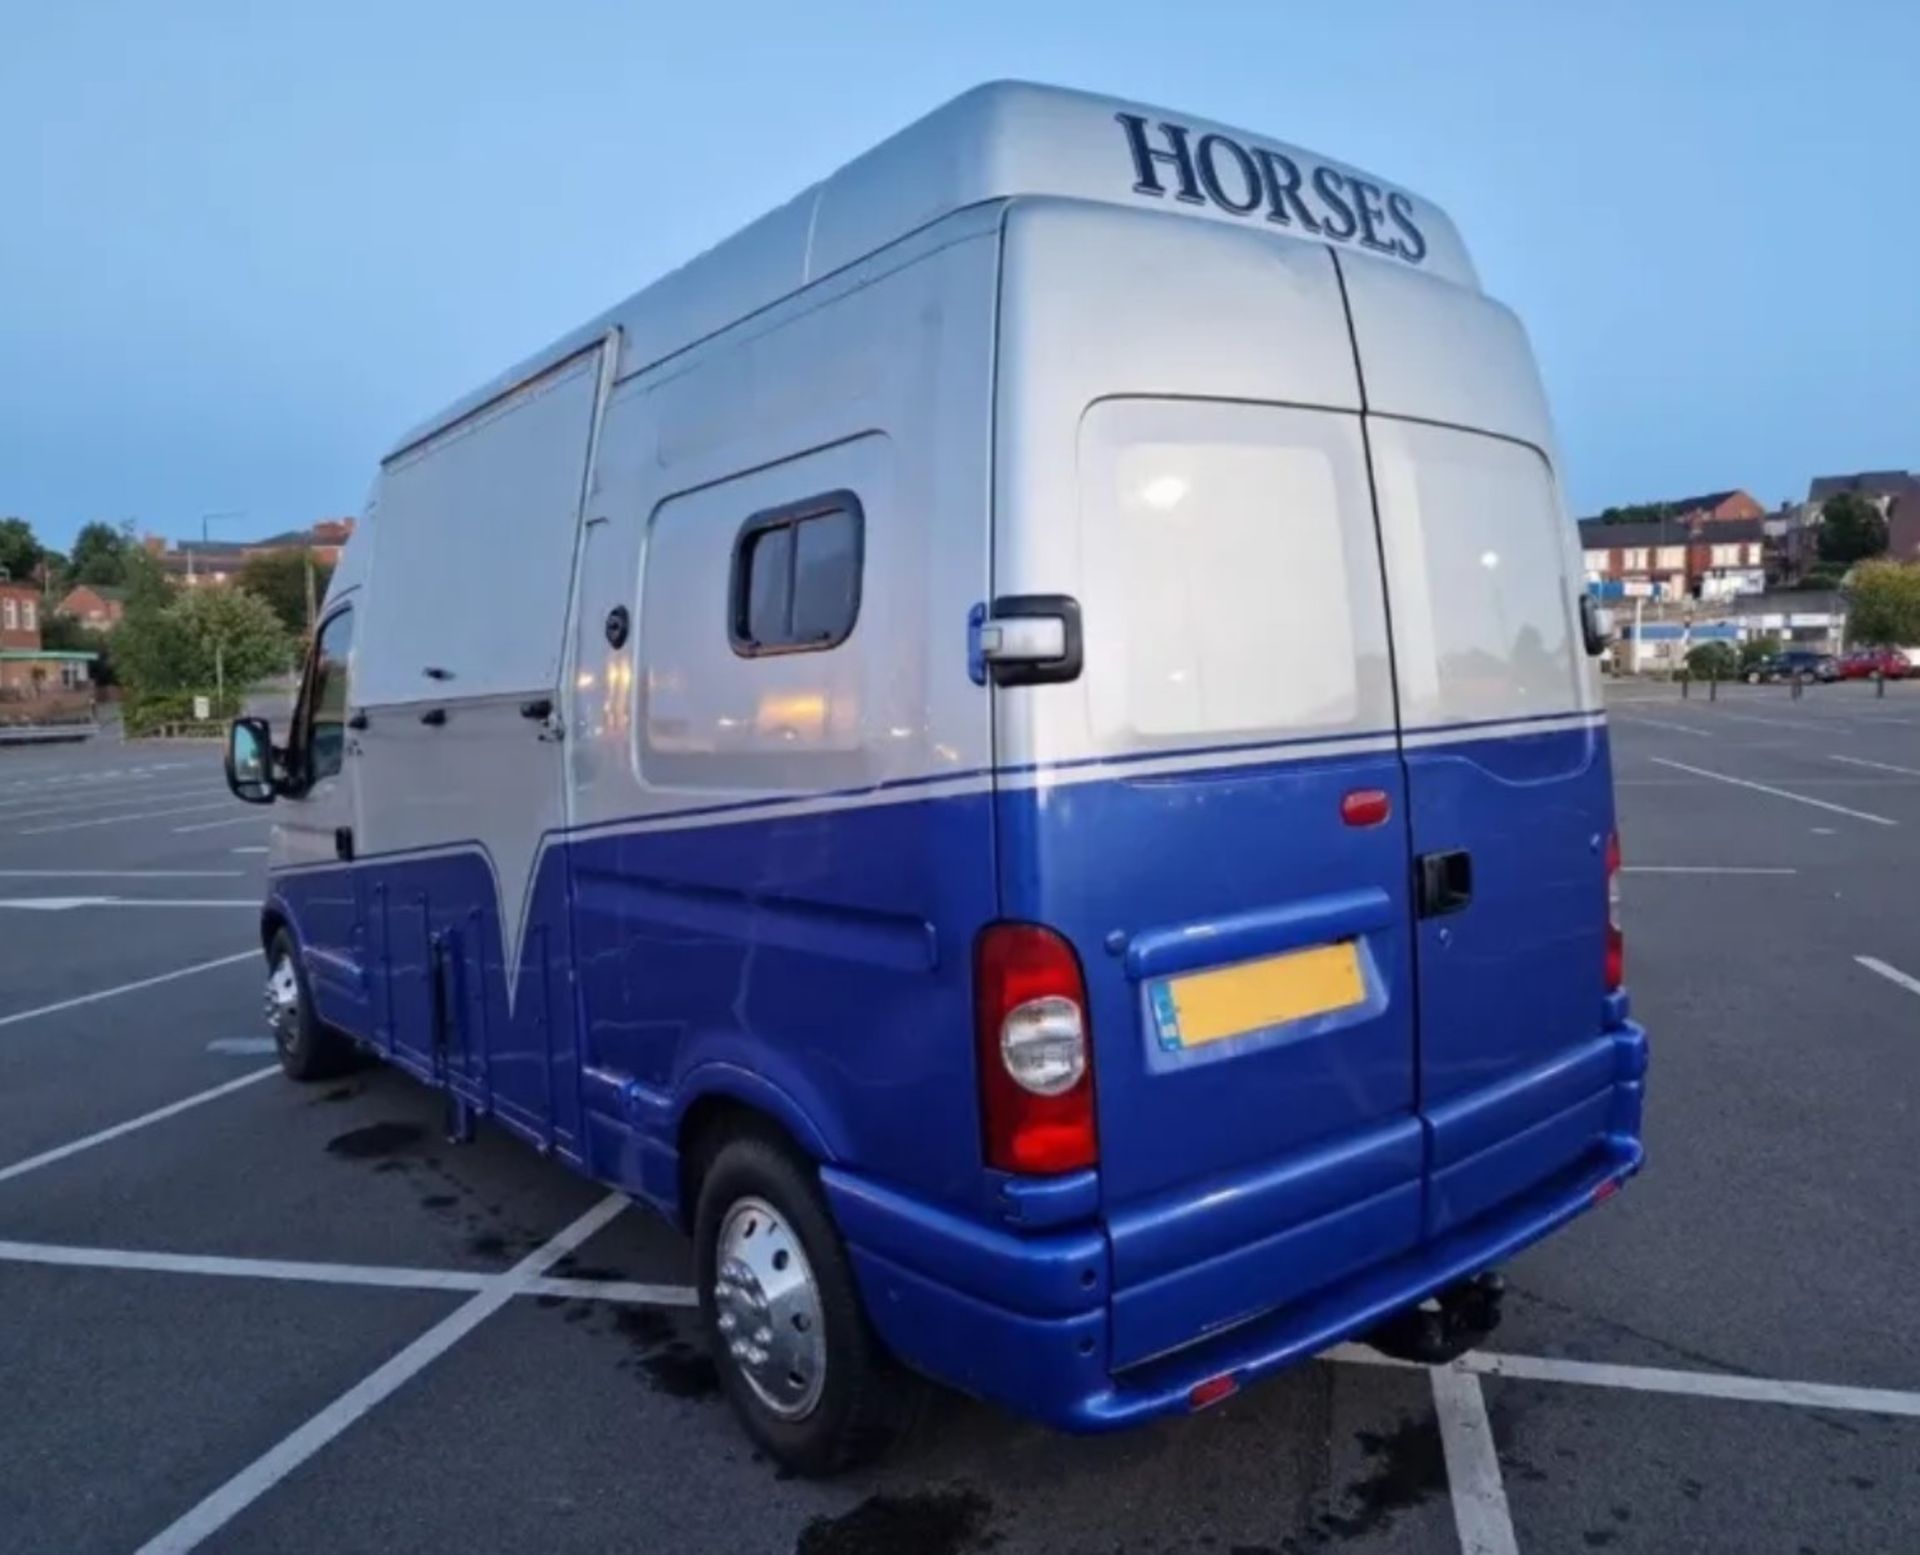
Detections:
1337,254,1616,1239
992,201,1422,1369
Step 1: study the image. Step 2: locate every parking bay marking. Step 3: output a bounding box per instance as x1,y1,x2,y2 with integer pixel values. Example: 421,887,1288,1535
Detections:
17,799,239,835
5,1228,1918,1424
0,897,259,911
0,949,258,1031
133,1192,631,1555
1616,716,1713,738
1648,758,1898,826
1831,754,1920,779
1431,1367,1520,1555
172,813,273,834
1623,866,1797,875
1856,956,1920,1000
0,869,245,879
0,1067,278,1185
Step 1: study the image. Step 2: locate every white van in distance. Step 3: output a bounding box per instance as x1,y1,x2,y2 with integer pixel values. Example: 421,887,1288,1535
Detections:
227,80,1645,1475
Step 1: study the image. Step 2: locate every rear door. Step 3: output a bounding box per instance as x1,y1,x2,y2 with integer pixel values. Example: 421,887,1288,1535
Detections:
1339,254,1614,1239
992,202,1422,1366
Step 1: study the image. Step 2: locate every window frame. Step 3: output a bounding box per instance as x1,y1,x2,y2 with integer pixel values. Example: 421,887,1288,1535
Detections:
289,605,355,793
727,489,865,659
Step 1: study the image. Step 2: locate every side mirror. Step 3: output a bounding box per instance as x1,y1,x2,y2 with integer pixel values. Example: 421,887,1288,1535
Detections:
1579,594,1614,658
226,717,277,805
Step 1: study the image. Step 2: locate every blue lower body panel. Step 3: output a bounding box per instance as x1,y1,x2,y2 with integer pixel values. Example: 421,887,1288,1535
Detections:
828,1021,1647,1431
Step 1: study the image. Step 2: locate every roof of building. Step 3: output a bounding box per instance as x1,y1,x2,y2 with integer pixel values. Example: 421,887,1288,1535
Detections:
1808,471,1918,503
1577,514,1766,550
63,584,127,602
387,81,1477,461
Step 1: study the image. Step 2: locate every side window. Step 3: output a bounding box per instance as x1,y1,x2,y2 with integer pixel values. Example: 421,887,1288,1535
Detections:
297,609,355,785
729,493,863,655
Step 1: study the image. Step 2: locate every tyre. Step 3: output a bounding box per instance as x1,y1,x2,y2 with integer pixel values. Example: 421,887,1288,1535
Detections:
264,928,358,1081
693,1131,922,1476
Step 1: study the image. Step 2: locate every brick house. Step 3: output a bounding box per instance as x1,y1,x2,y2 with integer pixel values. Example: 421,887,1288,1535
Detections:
1579,514,1767,601
1665,489,1766,525
58,583,127,628
0,580,94,696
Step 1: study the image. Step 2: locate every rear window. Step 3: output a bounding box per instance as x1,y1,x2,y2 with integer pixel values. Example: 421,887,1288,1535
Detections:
1075,398,1394,749
1368,421,1584,728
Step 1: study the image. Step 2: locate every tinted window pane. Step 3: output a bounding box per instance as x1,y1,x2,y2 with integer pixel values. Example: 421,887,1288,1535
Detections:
306,610,354,782
791,508,859,644
742,524,793,646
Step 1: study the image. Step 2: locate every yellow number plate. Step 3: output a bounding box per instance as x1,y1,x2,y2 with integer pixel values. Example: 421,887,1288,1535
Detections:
1149,941,1367,1052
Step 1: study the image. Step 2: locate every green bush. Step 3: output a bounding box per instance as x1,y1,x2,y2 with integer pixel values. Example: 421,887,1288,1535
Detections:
121,688,245,736
1739,634,1781,671
1685,641,1738,680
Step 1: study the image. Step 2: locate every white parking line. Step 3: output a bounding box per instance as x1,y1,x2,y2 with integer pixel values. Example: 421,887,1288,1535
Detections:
0,782,219,819
1326,1343,1920,1419
172,813,270,834
0,1238,700,1308
134,1192,629,1555
1857,956,1920,999
1623,866,1797,875
1831,754,1920,779
1431,1367,1519,1555
0,950,258,1030
0,870,244,878
1648,758,1897,826
0,897,257,911
0,1068,277,1184
232,845,269,853
1616,716,1713,737
17,799,237,835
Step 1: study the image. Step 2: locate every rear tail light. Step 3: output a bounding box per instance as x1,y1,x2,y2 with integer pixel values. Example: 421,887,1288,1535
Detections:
975,923,1097,1174
1605,830,1625,993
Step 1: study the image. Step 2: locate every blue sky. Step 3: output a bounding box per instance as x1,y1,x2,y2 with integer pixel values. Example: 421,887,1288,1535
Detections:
3,0,1914,550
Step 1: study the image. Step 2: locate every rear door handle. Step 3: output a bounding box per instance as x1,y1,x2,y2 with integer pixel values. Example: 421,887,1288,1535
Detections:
1415,850,1473,918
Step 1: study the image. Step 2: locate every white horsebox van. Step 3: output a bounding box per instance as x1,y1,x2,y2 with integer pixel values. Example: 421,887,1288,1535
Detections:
228,81,1646,1474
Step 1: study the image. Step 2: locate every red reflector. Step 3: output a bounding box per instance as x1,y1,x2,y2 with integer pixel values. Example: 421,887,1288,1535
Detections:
1605,830,1625,993
1592,1178,1620,1204
1188,1374,1240,1411
1341,788,1391,828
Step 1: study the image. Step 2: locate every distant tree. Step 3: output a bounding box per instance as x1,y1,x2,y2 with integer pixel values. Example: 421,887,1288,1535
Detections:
235,550,331,637
69,521,131,585
120,545,175,613
115,584,291,713
1597,502,1679,526
1845,561,1920,647
1818,492,1889,566
0,517,42,582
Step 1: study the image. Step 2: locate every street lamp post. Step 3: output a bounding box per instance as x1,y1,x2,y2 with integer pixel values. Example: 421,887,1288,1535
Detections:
192,510,246,583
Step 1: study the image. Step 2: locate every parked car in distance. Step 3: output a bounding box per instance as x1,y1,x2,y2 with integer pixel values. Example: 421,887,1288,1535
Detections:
1836,647,1912,681
1746,650,1838,684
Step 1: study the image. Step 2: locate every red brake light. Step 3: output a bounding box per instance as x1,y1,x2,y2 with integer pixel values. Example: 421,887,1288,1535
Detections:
1605,830,1624,993
975,923,1097,1174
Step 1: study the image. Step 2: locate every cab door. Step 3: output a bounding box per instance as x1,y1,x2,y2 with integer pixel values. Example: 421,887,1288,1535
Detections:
1338,253,1615,1239
272,605,369,1035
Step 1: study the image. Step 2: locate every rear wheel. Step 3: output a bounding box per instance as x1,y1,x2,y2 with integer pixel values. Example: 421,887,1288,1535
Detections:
265,929,357,1081
693,1132,921,1476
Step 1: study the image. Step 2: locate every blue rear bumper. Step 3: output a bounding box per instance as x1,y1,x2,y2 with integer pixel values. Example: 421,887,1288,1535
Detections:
824,1021,1647,1431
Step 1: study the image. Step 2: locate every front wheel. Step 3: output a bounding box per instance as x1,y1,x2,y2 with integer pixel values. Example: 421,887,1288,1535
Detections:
264,929,357,1081
694,1133,921,1476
